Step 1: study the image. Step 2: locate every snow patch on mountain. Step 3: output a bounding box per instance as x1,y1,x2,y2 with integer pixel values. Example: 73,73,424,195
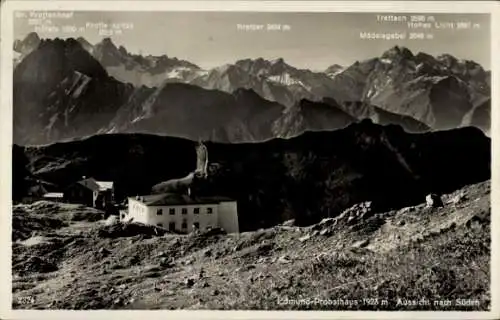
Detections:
267,72,305,87
326,68,345,79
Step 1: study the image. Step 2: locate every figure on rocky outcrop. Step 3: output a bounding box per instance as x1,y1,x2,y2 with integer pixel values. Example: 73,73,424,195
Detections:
151,141,209,194
195,140,208,178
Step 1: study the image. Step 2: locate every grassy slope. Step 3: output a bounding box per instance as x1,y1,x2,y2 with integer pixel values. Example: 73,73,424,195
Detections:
12,181,490,310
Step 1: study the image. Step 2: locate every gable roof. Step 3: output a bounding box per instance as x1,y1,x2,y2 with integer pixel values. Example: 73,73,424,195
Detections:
96,181,113,191
129,193,235,206
76,178,113,192
77,178,100,192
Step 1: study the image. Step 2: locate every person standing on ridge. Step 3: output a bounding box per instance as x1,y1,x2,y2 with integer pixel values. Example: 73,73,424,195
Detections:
195,140,208,178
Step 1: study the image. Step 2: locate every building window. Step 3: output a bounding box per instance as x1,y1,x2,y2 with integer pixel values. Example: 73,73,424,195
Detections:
157,209,163,215
193,222,200,229
194,207,200,214
169,222,176,231
207,207,213,214
182,208,187,215
169,208,175,215
181,221,187,230
156,223,163,228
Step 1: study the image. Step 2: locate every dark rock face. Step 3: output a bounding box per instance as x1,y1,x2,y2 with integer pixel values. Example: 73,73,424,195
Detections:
272,99,356,138
13,32,41,56
461,99,491,135
323,99,431,133
14,122,491,231
109,84,287,143
13,38,131,145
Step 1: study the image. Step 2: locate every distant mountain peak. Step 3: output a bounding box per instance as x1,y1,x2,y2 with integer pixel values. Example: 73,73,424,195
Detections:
235,57,292,70
325,64,343,70
213,63,238,74
381,45,414,60
76,36,90,44
436,53,459,65
437,53,457,60
23,32,41,43
325,64,344,76
99,37,118,49
76,37,94,52
118,45,128,55
414,51,436,62
271,57,285,65
14,32,41,55
92,37,125,66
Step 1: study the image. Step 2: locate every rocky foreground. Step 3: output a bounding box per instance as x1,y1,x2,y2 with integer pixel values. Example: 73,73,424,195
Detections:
12,181,490,310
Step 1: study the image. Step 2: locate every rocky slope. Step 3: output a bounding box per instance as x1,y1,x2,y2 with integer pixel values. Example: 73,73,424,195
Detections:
14,121,490,231
11,180,491,310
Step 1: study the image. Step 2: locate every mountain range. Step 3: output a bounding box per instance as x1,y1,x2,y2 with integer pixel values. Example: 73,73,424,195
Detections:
13,33,491,145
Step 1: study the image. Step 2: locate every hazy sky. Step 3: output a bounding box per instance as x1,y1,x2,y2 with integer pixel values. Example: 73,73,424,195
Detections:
14,11,491,70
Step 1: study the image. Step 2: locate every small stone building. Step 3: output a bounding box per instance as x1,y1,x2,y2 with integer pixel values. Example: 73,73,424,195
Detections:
64,177,114,209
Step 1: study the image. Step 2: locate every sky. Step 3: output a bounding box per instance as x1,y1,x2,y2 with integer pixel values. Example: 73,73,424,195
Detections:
14,11,491,71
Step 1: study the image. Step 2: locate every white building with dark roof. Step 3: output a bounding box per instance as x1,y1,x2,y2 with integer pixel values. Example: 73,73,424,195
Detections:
122,192,239,233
